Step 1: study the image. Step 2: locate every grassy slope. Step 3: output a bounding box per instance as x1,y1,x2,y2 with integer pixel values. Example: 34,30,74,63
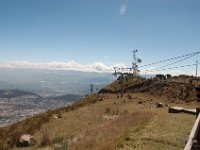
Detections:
10,93,195,150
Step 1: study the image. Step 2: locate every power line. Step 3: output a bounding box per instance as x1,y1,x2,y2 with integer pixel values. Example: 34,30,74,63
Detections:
163,64,196,70
147,53,198,71
140,51,200,68
140,63,197,73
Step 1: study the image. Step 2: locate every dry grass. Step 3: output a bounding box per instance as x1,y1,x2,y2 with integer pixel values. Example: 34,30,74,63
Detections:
39,131,51,147
1,92,197,150
131,108,195,150
69,111,151,150
0,94,99,150
0,75,198,150
0,112,51,150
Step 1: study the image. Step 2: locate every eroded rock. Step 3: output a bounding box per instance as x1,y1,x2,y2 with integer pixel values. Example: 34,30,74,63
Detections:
17,134,36,147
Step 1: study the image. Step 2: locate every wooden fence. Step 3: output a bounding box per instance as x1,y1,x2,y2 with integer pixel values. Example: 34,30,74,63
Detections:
184,108,200,150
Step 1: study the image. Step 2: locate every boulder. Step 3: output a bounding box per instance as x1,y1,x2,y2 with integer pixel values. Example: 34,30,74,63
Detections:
17,134,36,147
52,114,58,119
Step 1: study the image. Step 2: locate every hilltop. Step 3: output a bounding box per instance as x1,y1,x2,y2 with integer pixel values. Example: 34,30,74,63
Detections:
100,74,199,101
0,75,199,150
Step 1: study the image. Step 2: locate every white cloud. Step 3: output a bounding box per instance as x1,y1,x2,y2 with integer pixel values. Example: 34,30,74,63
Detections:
120,4,127,15
0,61,192,75
0,61,126,73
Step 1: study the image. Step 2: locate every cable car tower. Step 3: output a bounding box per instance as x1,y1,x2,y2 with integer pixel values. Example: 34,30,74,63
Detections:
113,67,128,97
113,50,142,97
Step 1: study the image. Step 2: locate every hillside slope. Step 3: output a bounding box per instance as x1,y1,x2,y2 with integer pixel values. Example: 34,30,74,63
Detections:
0,75,199,150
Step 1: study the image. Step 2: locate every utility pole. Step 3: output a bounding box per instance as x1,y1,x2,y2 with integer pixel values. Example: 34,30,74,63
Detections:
113,67,127,97
120,74,124,97
90,84,94,94
196,60,198,77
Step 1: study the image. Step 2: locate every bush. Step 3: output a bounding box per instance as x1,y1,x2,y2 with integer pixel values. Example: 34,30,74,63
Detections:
127,94,132,99
105,108,111,114
39,132,51,147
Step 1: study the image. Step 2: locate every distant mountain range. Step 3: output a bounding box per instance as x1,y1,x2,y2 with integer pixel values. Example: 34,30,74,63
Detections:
47,94,83,102
0,89,82,102
0,89,39,98
0,68,114,96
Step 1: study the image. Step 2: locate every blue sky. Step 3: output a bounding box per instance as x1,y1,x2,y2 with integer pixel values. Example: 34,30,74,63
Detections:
0,0,200,74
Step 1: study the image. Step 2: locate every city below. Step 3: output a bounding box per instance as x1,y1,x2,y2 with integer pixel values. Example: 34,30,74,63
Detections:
0,92,81,127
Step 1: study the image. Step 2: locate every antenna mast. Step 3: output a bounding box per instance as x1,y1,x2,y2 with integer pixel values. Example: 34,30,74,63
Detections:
113,50,142,97
132,50,142,76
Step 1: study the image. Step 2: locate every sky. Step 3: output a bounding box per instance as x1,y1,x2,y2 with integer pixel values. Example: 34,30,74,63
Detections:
0,0,200,74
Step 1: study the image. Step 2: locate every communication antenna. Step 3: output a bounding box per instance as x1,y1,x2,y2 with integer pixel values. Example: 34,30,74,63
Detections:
132,50,142,76
112,50,142,97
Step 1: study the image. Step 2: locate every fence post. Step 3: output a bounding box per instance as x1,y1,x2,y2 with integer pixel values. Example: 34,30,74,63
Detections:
196,107,200,118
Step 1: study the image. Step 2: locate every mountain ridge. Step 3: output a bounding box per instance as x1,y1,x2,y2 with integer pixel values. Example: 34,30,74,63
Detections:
0,89,39,99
